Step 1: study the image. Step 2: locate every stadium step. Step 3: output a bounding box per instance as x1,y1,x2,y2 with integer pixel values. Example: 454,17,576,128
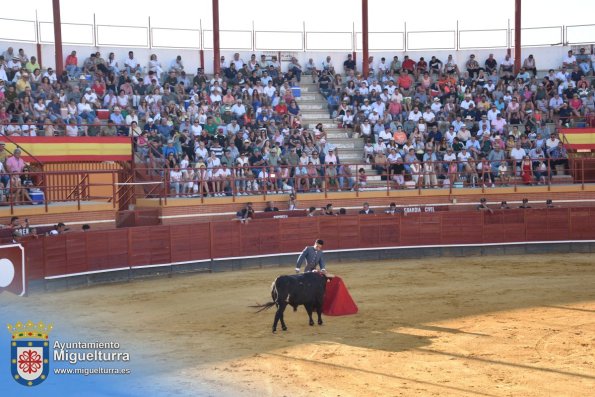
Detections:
326,131,351,138
295,94,318,102
296,82,365,164
301,113,332,120
306,122,338,129
331,141,364,150
298,103,325,111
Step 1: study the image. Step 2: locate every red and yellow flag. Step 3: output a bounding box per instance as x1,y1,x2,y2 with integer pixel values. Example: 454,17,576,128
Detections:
0,137,132,162
560,128,595,151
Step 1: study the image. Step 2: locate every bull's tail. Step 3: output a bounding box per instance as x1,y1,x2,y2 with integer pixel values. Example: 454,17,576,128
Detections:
250,301,276,313
250,279,279,313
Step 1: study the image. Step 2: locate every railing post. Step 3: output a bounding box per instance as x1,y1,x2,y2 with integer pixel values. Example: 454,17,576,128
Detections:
43,172,49,213
77,172,81,210
582,158,585,190
93,13,97,47
303,21,307,52
231,166,236,202
163,169,168,206
9,175,14,215
386,167,390,196
449,162,453,195
456,20,459,51
112,171,116,209
323,164,327,198
404,21,407,52
148,16,152,49
547,158,551,190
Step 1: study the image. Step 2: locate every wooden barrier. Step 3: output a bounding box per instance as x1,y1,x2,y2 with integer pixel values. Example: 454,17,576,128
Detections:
21,207,595,283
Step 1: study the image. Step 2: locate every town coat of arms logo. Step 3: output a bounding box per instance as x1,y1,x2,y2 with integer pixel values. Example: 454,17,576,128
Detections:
7,321,52,387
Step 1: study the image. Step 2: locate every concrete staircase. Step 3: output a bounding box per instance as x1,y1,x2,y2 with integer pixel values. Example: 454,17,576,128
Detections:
295,83,382,185
295,83,362,155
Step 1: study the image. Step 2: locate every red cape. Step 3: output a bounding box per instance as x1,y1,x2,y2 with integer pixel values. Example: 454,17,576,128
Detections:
322,276,358,316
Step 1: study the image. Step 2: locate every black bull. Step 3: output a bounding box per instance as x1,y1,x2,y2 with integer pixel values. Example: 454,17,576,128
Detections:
252,273,328,332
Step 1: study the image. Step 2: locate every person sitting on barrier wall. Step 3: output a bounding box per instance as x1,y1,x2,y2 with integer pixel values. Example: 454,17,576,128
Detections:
49,222,68,235
477,198,493,213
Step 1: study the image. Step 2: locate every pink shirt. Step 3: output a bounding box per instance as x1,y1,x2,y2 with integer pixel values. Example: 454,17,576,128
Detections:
6,156,26,173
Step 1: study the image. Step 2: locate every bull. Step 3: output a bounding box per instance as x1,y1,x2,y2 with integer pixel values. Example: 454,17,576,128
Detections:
253,272,328,333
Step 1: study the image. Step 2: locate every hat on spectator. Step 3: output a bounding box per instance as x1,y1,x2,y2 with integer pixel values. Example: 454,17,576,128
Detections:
85,87,91,92
433,97,440,102
167,139,174,143
147,118,153,123
465,116,473,120
243,139,250,143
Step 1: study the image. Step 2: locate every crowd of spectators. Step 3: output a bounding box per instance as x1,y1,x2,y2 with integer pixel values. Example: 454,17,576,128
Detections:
325,50,593,189
0,45,592,196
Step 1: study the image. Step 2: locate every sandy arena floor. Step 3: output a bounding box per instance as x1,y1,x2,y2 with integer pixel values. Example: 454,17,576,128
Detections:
2,253,595,396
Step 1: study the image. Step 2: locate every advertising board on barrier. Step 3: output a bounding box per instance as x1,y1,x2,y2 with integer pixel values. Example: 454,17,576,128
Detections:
402,206,448,214
0,244,26,296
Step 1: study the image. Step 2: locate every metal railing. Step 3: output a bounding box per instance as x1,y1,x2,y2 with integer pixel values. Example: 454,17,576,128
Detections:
0,169,125,214
2,15,594,51
0,156,589,213
131,157,592,203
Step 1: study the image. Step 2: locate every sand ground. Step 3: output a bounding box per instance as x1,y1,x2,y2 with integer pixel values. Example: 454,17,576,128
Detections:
2,253,595,396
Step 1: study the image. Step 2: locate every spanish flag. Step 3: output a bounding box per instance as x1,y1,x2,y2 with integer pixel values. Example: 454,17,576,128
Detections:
0,137,132,162
560,128,595,151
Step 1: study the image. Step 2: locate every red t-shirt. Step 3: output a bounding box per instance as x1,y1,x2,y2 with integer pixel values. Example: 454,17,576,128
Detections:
275,104,288,115
402,59,416,71
93,82,105,97
398,75,413,90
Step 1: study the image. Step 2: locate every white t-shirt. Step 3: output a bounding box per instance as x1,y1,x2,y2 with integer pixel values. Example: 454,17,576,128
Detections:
510,147,526,161
408,111,422,122
457,151,471,163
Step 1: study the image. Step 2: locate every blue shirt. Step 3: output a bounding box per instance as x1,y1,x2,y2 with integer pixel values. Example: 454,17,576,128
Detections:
157,124,172,139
